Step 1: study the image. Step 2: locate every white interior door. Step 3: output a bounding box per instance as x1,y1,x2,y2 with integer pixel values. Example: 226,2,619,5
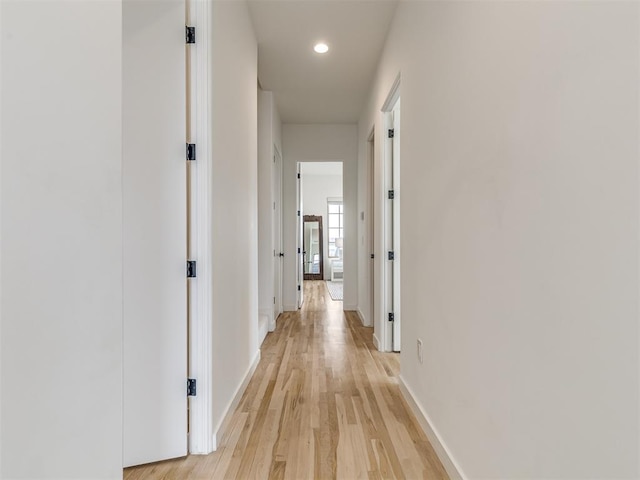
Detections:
369,134,376,328
123,0,187,467
273,147,283,321
384,98,401,353
384,114,394,352
391,100,401,352
297,163,304,307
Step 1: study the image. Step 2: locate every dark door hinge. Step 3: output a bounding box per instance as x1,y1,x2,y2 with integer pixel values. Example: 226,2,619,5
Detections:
187,260,197,278
388,251,395,261
297,210,300,217
298,247,301,254
388,190,395,199
388,128,395,138
297,173,301,179
388,313,395,322
186,26,195,44
187,378,197,396
298,285,301,291
186,143,196,161
370,253,375,259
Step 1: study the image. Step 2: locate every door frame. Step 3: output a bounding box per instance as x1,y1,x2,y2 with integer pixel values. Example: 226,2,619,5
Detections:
380,75,401,353
367,127,375,330
272,145,283,328
186,0,214,455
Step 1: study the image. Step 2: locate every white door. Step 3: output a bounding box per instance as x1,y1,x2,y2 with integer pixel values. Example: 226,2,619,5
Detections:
297,163,304,307
391,100,401,352
384,114,394,352
384,98,401,352
273,147,283,321
369,134,376,328
123,0,187,467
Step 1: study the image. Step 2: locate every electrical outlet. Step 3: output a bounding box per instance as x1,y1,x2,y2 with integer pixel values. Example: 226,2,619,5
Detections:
417,339,423,364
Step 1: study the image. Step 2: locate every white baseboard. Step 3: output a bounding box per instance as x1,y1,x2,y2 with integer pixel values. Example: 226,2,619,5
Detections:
398,376,466,480
258,314,269,346
270,311,282,332
356,308,372,327
343,303,357,311
212,350,261,451
283,304,297,312
259,307,272,321
372,333,380,350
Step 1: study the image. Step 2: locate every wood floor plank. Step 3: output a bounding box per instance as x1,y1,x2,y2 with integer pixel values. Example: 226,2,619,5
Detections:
124,281,449,480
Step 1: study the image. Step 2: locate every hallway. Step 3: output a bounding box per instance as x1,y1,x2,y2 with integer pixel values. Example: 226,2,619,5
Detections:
124,281,448,479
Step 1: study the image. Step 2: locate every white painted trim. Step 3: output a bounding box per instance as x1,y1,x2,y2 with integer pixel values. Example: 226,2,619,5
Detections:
188,0,214,455
398,376,466,480
372,333,381,351
381,72,401,112
212,350,261,450
343,304,358,311
380,79,401,353
284,303,298,312
272,144,284,327
259,307,273,326
356,308,368,326
258,313,269,345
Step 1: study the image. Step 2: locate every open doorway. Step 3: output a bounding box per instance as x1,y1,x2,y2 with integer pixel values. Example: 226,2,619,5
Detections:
298,162,344,301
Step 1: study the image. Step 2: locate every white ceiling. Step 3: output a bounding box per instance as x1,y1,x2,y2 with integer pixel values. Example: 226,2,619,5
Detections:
248,0,398,124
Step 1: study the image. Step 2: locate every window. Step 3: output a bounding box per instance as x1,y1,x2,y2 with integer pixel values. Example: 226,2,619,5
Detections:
327,199,343,258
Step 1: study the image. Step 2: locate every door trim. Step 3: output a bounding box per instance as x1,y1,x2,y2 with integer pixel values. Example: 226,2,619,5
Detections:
380,75,401,353
273,145,283,328
187,0,214,455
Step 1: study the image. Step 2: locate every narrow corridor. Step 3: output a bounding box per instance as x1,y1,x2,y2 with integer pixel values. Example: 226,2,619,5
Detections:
124,281,448,479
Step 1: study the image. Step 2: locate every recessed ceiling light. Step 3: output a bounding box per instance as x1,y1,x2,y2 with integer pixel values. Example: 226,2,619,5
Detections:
314,43,329,54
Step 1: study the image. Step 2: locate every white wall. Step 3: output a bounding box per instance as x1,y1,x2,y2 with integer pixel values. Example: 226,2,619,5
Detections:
211,0,260,445
282,125,358,310
301,173,343,280
258,89,282,331
359,2,639,478
1,1,123,478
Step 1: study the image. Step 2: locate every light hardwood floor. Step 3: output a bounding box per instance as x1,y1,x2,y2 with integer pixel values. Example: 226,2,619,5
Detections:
124,281,448,479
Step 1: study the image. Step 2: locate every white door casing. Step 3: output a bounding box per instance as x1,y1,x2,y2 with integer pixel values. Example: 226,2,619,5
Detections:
273,147,283,325
381,76,401,353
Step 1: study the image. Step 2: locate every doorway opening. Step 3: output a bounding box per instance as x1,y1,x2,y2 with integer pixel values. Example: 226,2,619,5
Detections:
297,162,344,303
